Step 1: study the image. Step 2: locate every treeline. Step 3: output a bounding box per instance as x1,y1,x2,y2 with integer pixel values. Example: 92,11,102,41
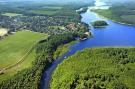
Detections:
0,33,76,89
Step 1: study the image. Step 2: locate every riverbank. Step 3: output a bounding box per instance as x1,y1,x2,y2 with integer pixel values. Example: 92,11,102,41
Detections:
91,9,135,26
53,41,77,59
43,6,135,89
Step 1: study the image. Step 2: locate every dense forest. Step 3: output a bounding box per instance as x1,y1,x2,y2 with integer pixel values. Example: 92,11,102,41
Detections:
51,48,135,89
92,20,108,28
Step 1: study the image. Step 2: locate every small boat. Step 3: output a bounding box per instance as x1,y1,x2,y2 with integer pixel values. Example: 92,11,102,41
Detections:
81,38,88,41
64,56,67,59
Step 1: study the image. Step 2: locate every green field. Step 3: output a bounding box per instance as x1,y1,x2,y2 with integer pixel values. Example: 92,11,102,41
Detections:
29,6,62,15
42,6,62,9
51,48,135,89
0,30,48,82
2,13,22,17
30,10,59,15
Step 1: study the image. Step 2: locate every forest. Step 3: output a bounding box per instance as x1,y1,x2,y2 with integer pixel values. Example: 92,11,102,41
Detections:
92,20,108,28
51,48,135,89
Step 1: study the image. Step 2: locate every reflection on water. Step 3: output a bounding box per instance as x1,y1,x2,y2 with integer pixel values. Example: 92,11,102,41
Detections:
91,0,110,9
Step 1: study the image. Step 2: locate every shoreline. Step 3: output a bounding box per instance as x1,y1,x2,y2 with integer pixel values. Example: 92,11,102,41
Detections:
91,10,135,27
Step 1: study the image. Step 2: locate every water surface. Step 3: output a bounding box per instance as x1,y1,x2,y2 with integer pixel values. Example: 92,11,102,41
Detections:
40,7,135,89
71,9,135,50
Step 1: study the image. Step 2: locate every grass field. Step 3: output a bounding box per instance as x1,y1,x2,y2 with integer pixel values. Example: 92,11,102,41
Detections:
2,13,22,17
42,6,62,9
51,48,135,89
0,30,48,82
30,10,59,15
30,6,62,15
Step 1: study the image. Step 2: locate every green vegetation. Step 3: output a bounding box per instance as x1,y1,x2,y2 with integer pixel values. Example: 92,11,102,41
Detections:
0,2,90,89
53,41,77,59
51,48,135,89
92,20,108,28
29,6,62,15
0,30,48,82
30,10,59,15
92,3,135,25
0,33,78,89
2,13,22,17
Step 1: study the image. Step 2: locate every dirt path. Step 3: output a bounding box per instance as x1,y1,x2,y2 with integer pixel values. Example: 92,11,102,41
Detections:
0,38,46,74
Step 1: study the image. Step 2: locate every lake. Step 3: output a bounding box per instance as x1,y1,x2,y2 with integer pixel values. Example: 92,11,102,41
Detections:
40,7,135,89
70,8,135,50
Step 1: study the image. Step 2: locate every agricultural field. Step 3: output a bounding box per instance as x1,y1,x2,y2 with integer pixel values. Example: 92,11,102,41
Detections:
51,48,135,89
2,13,22,17
0,30,48,82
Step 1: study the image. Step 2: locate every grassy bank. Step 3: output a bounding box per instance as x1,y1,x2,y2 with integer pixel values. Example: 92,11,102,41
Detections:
51,48,135,89
53,41,77,59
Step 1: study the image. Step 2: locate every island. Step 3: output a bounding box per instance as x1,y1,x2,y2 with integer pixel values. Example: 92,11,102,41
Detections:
92,20,108,28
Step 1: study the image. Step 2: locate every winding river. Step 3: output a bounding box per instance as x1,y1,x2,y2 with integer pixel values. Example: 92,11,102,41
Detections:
40,7,135,89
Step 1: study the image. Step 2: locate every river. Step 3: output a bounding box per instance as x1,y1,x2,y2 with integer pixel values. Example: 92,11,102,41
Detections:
40,7,135,89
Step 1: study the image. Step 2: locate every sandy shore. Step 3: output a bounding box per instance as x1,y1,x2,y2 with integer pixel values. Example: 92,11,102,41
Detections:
0,28,8,36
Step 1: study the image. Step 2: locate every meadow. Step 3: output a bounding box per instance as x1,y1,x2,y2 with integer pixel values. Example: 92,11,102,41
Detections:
0,30,48,82
51,48,135,89
29,6,62,15
2,13,22,17
30,10,58,15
